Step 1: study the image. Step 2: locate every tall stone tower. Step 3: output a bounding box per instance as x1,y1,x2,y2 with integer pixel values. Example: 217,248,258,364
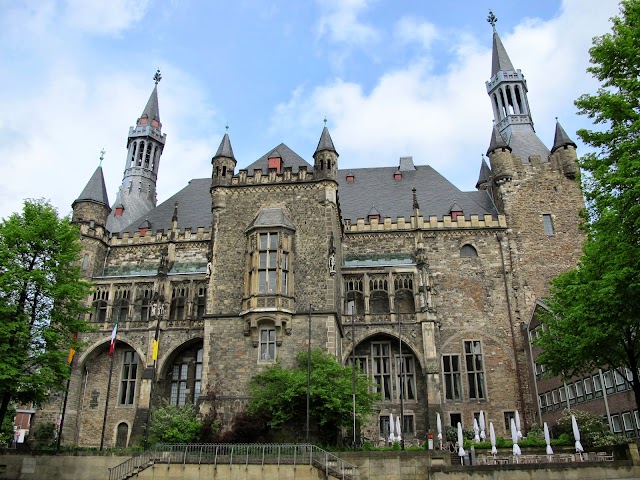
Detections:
71,153,111,278
107,70,167,233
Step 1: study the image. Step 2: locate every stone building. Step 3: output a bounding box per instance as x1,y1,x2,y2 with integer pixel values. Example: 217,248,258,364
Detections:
47,22,585,448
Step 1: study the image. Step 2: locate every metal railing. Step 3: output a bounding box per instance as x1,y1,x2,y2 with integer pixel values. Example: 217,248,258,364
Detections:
108,443,358,480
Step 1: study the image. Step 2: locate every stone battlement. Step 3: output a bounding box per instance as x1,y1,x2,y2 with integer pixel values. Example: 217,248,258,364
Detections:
232,166,317,185
110,226,211,244
345,213,506,232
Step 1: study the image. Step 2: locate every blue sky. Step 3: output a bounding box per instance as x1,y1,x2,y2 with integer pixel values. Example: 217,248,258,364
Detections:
0,0,620,221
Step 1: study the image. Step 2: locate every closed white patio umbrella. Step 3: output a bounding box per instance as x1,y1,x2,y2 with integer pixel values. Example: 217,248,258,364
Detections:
515,410,523,439
473,418,480,442
389,413,395,444
395,415,402,443
479,411,486,441
511,418,521,460
544,422,554,455
489,422,497,456
572,415,584,455
457,422,466,461
436,412,443,449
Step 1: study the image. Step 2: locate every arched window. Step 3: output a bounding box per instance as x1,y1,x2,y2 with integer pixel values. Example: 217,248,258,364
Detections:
144,143,152,168
116,423,128,448
460,244,478,257
113,288,130,322
167,343,204,406
170,286,187,320
138,287,153,322
137,141,145,166
91,289,109,322
369,276,389,314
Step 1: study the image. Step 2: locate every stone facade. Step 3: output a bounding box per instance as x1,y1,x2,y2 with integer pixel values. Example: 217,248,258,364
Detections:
36,23,587,449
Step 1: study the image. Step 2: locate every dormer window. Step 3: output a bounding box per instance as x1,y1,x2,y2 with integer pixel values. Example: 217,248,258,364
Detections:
140,117,148,125
368,214,380,222
268,157,282,173
451,211,463,220
152,119,159,128
346,174,355,182
394,172,402,180
139,227,147,236
449,202,463,221
115,206,124,217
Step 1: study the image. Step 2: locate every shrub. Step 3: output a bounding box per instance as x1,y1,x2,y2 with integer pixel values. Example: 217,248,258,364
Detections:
149,401,200,445
554,409,626,448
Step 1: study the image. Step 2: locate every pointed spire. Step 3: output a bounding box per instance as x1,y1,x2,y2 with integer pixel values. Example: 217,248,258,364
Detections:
74,156,110,207
172,201,179,223
214,131,235,160
476,155,492,189
551,118,577,153
488,11,515,77
487,124,511,155
315,125,337,155
140,70,161,124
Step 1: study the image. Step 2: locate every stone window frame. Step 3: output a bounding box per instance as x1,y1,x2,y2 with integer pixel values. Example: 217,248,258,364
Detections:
90,287,109,323
246,230,293,298
136,286,154,323
258,322,277,362
464,339,487,400
170,284,189,320
442,354,462,401
371,341,393,401
118,350,138,406
167,343,204,406
395,353,417,401
113,286,131,323
542,214,555,236
503,411,515,433
170,362,189,406
460,244,478,257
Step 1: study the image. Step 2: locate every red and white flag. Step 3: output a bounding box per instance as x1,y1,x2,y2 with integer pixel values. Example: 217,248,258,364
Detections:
109,319,118,356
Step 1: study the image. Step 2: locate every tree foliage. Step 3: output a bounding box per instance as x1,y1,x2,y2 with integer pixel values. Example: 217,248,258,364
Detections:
554,409,626,448
536,0,640,413
248,349,379,441
148,401,201,445
0,199,91,427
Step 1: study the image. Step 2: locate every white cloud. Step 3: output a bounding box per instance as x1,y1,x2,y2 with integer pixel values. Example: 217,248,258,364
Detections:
62,0,151,34
272,0,619,192
394,16,438,50
315,0,378,46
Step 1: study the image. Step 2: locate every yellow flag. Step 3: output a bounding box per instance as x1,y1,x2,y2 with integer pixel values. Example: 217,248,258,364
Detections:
152,339,159,361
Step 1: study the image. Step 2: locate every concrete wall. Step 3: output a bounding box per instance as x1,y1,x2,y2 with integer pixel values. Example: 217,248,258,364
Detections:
0,454,130,480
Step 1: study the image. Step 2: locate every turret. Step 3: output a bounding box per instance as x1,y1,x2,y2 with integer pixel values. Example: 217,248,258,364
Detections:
313,122,338,181
550,119,579,179
71,152,111,278
476,155,492,190
212,129,236,186
486,124,513,184
107,70,167,232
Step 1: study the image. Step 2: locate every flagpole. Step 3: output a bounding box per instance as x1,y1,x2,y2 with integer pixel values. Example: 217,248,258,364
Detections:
144,293,163,450
100,351,115,451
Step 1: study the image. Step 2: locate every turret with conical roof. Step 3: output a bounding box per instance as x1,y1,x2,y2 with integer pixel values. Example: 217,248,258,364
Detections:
313,121,338,181
212,128,236,186
476,155,492,190
72,152,111,278
486,124,514,184
107,69,167,233
550,119,579,178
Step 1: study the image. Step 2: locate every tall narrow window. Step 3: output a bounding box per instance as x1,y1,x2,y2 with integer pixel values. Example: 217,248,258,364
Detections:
259,327,276,361
396,355,416,400
170,363,188,406
170,286,187,320
194,348,203,403
258,233,278,294
91,289,109,323
371,342,392,401
281,252,288,295
443,355,462,401
464,340,486,400
196,287,206,319
543,214,555,235
119,351,138,405
140,288,152,322
504,411,515,432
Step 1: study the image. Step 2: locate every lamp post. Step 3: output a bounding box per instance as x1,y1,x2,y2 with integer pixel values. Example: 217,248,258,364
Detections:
398,311,405,450
144,291,165,450
349,293,357,449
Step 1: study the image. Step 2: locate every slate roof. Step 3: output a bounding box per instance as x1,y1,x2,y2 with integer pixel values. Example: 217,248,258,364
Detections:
551,120,577,153
246,208,296,232
119,178,212,235
507,124,551,161
74,166,110,207
244,143,312,174
215,132,235,159
337,164,497,222
476,157,492,189
491,30,515,77
141,85,160,123
487,125,510,155
315,126,337,155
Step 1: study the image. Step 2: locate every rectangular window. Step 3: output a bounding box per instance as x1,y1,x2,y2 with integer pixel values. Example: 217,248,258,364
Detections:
464,340,486,400
140,288,152,322
196,287,206,320
349,356,368,377
372,342,392,401
614,369,627,392
539,394,546,412
593,374,604,398
450,413,461,428
559,386,567,403
622,412,635,437
611,414,622,433
603,371,614,395
194,348,203,404
634,410,640,431
504,411,515,432
379,415,390,437
259,328,276,361
396,355,416,400
281,252,288,295
442,355,462,401
545,392,552,409
552,389,559,405
403,415,415,434
119,351,138,405
543,214,555,235
575,381,585,403
170,363,188,406
534,362,545,380
82,254,89,271
584,378,593,400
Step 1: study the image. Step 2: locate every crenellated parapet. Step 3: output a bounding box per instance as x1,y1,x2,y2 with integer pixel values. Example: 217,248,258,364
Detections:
232,165,319,185
110,226,211,245
344,213,506,232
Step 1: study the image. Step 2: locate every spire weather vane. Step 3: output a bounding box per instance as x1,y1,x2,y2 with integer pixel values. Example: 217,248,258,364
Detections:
154,68,162,85
99,149,105,166
487,10,498,31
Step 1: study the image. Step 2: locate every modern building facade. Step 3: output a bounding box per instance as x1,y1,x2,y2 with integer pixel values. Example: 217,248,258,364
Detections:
38,20,586,448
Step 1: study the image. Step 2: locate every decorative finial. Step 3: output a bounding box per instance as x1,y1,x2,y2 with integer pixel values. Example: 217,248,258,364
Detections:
324,117,327,127
487,10,498,31
172,201,179,223
412,187,420,210
153,68,162,85
225,124,229,133
555,116,559,122
99,149,105,166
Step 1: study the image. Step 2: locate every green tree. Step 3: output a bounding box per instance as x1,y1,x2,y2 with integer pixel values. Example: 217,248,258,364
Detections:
248,349,379,443
0,199,91,428
148,401,201,444
536,0,640,412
